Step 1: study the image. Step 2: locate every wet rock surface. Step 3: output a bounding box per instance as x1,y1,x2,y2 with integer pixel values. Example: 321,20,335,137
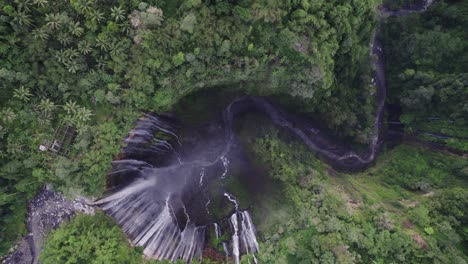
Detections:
2,186,94,264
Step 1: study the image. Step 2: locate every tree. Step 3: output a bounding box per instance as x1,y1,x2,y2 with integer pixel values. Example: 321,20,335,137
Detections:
75,107,93,123
32,27,50,41
68,21,84,37
40,212,142,264
65,59,79,73
13,9,32,26
1,108,17,123
180,13,196,34
63,100,78,115
38,98,56,114
57,32,73,46
78,40,92,54
111,6,125,22
45,13,63,30
90,10,105,23
95,34,110,51
33,0,48,8
172,52,185,67
13,86,32,102
72,0,94,15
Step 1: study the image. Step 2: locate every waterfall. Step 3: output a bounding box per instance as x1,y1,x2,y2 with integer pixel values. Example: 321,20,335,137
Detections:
239,211,259,264
214,222,231,258
424,0,434,9
95,178,206,262
97,113,261,263
94,0,436,261
224,192,259,264
214,223,220,239
227,211,260,264
224,192,239,211
221,156,229,179
199,168,205,188
230,213,241,264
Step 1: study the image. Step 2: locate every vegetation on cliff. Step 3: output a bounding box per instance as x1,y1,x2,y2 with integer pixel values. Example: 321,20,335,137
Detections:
382,0,468,151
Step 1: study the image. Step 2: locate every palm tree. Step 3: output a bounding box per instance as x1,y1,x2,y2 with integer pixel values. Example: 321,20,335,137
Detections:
1,108,17,123
13,10,32,26
75,0,94,15
90,10,105,23
57,32,72,46
111,6,126,22
13,86,32,102
65,60,79,73
14,0,32,12
64,48,79,59
45,13,62,30
78,40,92,55
120,21,131,35
38,98,56,114
32,27,49,41
63,114,76,126
109,41,124,58
95,35,110,51
33,0,48,7
55,49,67,63
63,100,79,115
76,107,93,123
68,21,84,37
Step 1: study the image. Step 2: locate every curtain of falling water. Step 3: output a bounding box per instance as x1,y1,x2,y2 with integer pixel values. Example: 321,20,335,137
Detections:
95,114,260,263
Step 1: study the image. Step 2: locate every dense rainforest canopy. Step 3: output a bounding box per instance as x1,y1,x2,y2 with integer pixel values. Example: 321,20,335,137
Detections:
0,0,467,263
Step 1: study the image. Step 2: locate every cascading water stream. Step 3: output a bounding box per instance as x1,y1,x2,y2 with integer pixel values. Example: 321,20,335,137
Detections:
96,113,260,263
95,2,438,262
96,30,385,261
230,213,240,264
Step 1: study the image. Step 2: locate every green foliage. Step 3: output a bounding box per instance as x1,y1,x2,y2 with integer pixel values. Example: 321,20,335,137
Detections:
424,227,434,235
248,127,468,263
430,188,468,242
382,0,468,150
410,205,430,227
253,131,325,183
73,122,125,194
373,145,466,192
40,212,142,264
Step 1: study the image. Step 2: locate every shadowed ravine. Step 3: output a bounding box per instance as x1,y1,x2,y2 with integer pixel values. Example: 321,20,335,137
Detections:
94,1,435,263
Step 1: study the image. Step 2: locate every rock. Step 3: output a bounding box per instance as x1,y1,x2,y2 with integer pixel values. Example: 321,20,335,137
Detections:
1,186,95,264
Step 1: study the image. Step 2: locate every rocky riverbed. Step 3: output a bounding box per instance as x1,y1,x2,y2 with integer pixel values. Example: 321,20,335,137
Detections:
1,186,94,264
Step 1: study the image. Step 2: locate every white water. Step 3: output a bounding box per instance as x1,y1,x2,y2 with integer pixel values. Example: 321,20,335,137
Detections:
424,0,434,9
221,156,229,179
230,213,241,264
239,211,259,263
224,192,239,211
142,113,182,145
228,211,260,264
96,181,206,261
199,168,205,188
214,223,220,239
98,114,260,263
